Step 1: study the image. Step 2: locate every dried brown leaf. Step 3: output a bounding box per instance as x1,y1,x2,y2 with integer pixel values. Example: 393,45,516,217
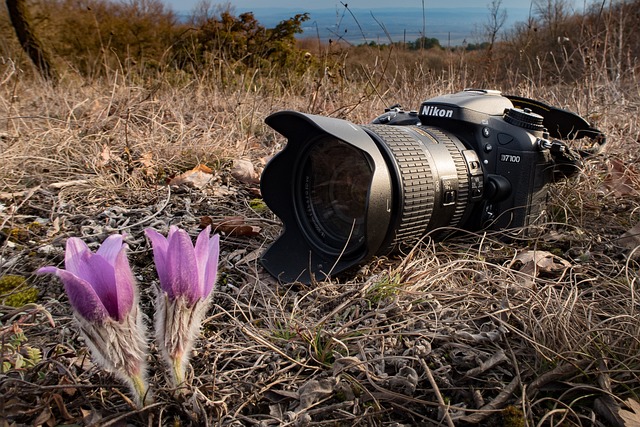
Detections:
169,164,214,188
512,250,571,277
231,158,259,184
618,222,640,251
96,144,112,168
48,393,74,420
296,377,338,411
33,406,54,427
619,398,640,427
58,376,77,396
602,158,639,197
201,215,262,237
137,151,157,177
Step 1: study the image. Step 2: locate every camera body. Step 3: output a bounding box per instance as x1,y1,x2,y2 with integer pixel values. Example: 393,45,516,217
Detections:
260,89,598,283
370,89,554,241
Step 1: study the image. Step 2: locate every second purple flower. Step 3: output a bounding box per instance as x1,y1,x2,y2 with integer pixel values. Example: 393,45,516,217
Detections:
145,225,220,387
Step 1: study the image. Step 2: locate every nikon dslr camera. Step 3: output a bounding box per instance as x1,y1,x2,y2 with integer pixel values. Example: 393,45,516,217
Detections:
260,89,605,283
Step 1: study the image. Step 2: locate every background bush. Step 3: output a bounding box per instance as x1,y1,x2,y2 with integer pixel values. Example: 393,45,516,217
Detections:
1,0,638,90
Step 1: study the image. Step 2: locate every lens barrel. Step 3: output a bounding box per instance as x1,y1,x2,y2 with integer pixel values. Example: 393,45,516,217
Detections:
362,124,483,253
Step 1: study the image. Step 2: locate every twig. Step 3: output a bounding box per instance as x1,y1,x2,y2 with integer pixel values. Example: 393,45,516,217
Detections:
420,358,455,427
0,185,40,231
48,180,90,189
463,349,509,378
86,402,163,427
526,359,591,398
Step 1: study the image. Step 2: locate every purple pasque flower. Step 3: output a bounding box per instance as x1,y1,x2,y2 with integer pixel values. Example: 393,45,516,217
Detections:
38,234,135,322
145,225,220,387
144,225,219,306
37,234,150,406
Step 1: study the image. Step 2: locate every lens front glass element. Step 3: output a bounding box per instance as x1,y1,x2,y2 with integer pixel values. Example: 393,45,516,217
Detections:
299,137,373,254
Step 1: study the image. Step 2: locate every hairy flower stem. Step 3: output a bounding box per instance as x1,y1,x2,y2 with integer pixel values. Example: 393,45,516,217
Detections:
173,356,185,387
76,303,151,406
155,294,210,388
130,373,150,406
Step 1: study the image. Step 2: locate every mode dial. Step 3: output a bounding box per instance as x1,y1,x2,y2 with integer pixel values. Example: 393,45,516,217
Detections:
504,107,544,131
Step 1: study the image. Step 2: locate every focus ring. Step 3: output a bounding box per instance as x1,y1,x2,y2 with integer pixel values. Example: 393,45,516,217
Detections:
364,124,474,252
364,125,436,250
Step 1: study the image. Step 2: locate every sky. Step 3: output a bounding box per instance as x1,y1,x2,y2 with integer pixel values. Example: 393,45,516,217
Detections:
159,0,586,45
161,0,585,14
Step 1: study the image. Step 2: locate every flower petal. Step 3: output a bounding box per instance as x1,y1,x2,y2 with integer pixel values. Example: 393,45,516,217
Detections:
145,228,169,288
202,234,220,299
64,237,91,277
112,244,135,320
167,225,180,243
194,226,212,298
37,266,58,275
96,234,124,265
166,228,199,304
85,254,121,319
41,267,109,322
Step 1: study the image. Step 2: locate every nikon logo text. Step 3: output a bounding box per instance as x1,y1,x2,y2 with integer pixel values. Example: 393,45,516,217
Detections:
420,105,454,118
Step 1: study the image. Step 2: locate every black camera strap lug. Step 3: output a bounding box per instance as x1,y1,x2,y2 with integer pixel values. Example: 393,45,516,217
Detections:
506,94,606,157
537,137,584,179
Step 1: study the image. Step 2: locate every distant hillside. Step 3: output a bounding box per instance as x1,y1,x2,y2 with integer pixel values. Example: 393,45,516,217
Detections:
233,7,533,46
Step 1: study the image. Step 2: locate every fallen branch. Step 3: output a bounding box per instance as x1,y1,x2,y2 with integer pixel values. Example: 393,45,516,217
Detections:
457,376,520,424
463,350,508,378
526,359,592,398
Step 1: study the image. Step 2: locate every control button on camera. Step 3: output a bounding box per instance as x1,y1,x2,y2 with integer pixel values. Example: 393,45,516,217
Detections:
443,190,456,205
485,174,511,202
482,127,491,137
484,144,493,152
470,176,483,199
498,133,514,145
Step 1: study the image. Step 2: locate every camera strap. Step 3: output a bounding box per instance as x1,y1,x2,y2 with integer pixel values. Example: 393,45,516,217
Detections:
506,95,606,158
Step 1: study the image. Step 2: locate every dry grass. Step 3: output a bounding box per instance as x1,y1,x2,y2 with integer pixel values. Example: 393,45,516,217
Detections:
1,55,640,427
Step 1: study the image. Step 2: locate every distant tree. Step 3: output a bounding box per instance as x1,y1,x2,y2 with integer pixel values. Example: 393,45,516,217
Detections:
534,0,570,38
481,0,507,81
6,0,58,82
484,0,507,53
466,42,490,51
408,36,441,50
266,13,309,67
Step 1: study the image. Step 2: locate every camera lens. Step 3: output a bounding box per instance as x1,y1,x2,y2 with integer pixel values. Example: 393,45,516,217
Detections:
260,89,601,283
298,137,373,255
260,110,482,283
